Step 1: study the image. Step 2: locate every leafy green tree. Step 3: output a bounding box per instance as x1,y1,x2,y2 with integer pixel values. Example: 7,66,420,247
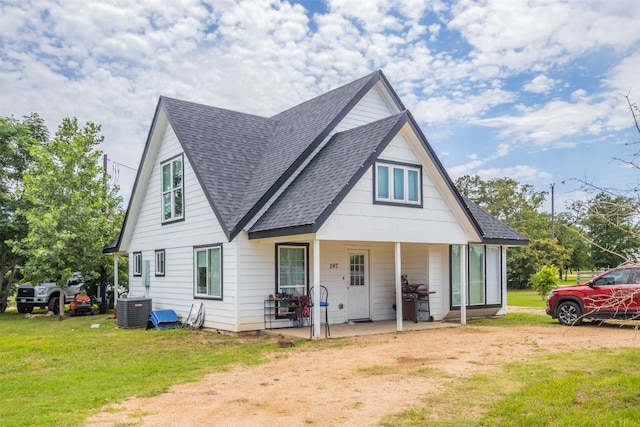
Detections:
456,175,552,288
455,175,548,237
0,114,48,312
554,213,590,278
507,246,538,289
570,193,640,268
506,239,571,289
19,118,123,319
533,265,559,299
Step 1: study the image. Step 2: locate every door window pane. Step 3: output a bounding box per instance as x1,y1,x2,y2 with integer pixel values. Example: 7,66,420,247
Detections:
278,246,306,296
350,254,365,286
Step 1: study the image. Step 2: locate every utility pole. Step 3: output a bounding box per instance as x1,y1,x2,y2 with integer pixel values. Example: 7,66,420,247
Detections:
100,154,108,314
551,183,555,240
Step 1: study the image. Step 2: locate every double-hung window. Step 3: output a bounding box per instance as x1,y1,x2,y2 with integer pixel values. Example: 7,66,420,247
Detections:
276,244,307,297
133,252,142,277
194,245,222,299
155,250,165,276
375,162,421,206
161,155,184,222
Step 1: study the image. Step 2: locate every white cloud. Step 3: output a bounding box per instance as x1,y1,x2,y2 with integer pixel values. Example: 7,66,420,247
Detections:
524,75,559,94
448,0,640,74
474,95,622,146
1,0,639,202
476,165,552,182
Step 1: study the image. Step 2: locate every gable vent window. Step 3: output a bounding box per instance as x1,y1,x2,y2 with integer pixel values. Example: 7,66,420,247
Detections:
374,162,422,206
161,155,184,222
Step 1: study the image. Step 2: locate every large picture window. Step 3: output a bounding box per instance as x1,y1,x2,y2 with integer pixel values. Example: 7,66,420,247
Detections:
194,245,222,299
276,244,307,297
450,245,502,308
374,162,421,206
162,155,184,222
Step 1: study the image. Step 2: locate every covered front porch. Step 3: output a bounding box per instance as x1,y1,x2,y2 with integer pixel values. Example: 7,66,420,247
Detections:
270,238,474,339
265,318,460,339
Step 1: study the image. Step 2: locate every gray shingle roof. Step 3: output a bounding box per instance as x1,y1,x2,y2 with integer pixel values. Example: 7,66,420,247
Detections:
461,196,529,245
161,71,388,240
161,97,276,237
249,113,408,236
110,70,528,250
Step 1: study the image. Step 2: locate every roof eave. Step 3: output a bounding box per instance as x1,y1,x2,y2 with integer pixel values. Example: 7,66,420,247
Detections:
479,237,530,246
248,224,316,240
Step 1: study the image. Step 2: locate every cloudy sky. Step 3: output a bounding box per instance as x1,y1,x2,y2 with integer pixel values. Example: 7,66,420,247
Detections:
2,0,639,212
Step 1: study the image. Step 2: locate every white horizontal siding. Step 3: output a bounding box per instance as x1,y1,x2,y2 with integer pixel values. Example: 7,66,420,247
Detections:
317,129,469,244
335,83,400,132
127,124,239,331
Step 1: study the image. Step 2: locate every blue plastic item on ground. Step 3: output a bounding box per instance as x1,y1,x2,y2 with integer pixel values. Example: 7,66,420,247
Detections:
149,309,180,330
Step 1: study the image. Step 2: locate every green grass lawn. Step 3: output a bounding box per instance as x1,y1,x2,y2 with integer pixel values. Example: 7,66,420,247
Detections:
381,346,640,427
507,289,547,308
2,294,639,427
0,308,280,426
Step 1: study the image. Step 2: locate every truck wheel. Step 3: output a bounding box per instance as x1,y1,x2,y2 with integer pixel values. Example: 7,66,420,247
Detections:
48,297,60,314
17,304,33,314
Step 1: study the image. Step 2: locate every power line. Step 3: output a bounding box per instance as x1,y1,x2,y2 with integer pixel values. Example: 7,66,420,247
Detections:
107,159,137,172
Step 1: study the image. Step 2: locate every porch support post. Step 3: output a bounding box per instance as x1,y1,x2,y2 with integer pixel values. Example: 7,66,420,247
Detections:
313,239,321,339
395,242,403,332
113,255,119,311
460,245,467,325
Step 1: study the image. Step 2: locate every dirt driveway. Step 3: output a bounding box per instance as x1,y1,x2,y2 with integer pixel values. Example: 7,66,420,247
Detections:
86,322,640,427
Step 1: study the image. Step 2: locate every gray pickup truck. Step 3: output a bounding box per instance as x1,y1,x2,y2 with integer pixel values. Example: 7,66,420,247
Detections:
16,273,85,314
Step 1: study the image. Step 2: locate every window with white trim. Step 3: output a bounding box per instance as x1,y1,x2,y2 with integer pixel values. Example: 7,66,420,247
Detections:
133,252,142,277
161,156,183,222
375,162,421,205
194,245,222,299
155,250,165,276
277,244,307,297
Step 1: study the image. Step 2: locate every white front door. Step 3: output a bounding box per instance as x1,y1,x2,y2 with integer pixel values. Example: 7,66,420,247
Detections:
347,250,370,320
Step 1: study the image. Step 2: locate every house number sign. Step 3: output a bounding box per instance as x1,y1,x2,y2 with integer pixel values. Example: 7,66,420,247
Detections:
329,263,339,269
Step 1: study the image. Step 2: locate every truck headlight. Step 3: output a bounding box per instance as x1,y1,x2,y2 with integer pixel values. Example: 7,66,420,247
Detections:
35,287,47,297
546,290,556,300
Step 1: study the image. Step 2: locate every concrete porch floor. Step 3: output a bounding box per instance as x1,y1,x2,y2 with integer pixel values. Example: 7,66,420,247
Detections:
263,319,460,339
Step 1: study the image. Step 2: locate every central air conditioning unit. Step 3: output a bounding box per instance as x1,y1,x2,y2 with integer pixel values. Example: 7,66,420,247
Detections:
117,298,152,329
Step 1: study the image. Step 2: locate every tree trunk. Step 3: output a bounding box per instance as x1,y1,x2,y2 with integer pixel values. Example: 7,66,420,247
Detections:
59,286,65,320
0,258,19,313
